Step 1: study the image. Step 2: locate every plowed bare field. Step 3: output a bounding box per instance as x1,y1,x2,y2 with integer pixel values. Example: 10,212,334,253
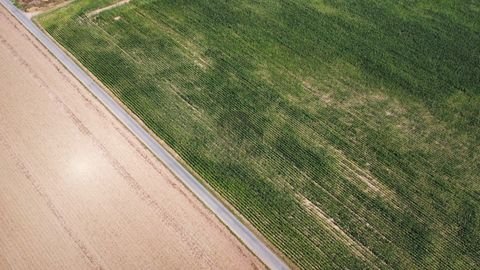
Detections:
0,6,262,270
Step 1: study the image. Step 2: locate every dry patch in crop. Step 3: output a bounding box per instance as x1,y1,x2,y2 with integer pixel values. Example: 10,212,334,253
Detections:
86,0,130,17
16,0,67,12
298,195,386,268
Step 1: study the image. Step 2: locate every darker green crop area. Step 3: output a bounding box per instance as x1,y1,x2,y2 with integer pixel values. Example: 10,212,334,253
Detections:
39,0,479,269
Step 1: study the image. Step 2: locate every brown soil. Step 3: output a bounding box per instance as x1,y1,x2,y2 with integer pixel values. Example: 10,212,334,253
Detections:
0,6,263,270
15,0,66,12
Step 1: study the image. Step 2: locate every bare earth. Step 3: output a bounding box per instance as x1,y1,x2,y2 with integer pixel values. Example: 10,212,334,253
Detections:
86,0,130,17
0,6,263,270
15,0,67,12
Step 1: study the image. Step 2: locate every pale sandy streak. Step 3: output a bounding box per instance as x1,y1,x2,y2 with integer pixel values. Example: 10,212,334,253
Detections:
86,0,130,17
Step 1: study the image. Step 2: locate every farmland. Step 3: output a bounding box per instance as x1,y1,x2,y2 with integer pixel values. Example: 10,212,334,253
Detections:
38,0,480,269
13,0,66,12
0,4,261,269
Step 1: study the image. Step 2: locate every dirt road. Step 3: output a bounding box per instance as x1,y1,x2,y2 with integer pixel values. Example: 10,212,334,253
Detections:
0,5,262,269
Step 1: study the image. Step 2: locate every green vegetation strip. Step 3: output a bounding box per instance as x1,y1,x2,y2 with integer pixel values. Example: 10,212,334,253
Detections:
38,0,479,269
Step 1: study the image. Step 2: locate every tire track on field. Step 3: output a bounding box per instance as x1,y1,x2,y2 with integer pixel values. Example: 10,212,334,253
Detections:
0,10,107,119
0,123,105,270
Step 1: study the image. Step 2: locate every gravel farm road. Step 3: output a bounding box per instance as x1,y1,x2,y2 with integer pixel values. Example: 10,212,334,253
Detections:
0,0,289,269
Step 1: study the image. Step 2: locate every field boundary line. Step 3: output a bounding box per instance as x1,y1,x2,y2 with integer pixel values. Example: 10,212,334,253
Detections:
0,1,289,269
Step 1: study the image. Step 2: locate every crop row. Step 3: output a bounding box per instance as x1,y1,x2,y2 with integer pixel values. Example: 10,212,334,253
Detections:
39,0,480,269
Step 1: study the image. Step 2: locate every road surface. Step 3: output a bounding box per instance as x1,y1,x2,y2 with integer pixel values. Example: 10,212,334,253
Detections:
0,0,289,269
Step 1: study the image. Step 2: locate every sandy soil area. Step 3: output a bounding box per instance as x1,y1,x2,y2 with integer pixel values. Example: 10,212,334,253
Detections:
15,0,66,12
0,6,263,270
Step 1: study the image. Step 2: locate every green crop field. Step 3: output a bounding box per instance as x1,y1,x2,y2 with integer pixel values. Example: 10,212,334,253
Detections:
38,0,479,269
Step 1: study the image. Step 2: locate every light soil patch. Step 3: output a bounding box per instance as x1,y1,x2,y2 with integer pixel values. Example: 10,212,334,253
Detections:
298,195,386,269
17,0,67,12
23,0,72,18
86,0,130,17
331,148,399,206
0,6,263,270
